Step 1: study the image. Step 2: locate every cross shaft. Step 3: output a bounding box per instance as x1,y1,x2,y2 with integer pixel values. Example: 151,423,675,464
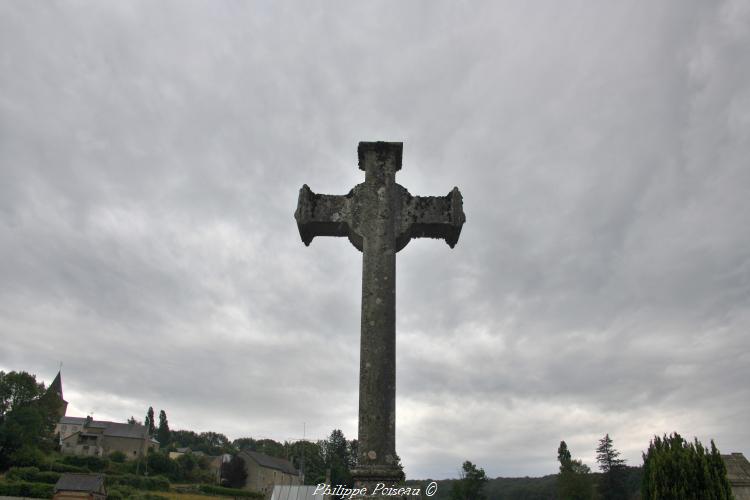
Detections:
295,141,465,488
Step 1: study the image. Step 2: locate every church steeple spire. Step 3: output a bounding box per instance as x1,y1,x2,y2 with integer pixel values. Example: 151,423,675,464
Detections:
47,369,68,417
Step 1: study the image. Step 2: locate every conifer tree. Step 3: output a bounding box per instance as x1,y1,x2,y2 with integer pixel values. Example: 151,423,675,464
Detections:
641,433,733,500
157,409,170,448
145,406,155,436
596,434,627,500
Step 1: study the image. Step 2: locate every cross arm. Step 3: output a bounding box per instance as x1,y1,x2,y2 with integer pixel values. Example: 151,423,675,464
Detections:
399,187,466,249
294,184,354,246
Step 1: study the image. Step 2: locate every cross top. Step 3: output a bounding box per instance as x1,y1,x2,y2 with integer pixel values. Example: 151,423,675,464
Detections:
295,141,465,253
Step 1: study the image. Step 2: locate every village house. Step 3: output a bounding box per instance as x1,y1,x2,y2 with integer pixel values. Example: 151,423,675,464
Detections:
239,450,301,500
50,371,157,460
56,415,158,460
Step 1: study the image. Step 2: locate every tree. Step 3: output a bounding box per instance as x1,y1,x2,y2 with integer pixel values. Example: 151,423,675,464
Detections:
145,407,155,436
288,440,326,485
157,410,170,448
221,455,248,488
642,432,733,500
0,371,45,417
322,429,353,489
450,460,488,500
557,441,593,500
596,434,627,500
127,416,142,425
0,371,61,469
147,449,177,476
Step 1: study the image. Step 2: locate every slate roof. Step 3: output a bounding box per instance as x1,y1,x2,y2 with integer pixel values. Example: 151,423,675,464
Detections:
722,453,750,486
59,416,87,425
54,473,105,493
102,421,150,439
240,450,298,476
58,416,155,441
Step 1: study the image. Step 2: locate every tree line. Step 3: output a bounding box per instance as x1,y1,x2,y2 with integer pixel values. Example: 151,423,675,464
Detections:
557,433,733,500
424,433,734,500
2,370,737,499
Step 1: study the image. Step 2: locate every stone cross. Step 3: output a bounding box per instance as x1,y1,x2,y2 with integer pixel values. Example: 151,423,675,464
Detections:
295,141,465,491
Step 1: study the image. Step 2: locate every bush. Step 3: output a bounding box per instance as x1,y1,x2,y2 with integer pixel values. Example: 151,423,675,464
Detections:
62,455,109,472
146,451,176,476
5,466,41,481
9,446,47,467
0,480,54,499
110,450,127,463
108,485,136,498
5,466,61,484
108,490,124,500
199,484,264,499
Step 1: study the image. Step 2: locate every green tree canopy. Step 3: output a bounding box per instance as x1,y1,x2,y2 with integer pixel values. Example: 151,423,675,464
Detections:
450,460,488,500
288,440,326,485
232,437,285,458
0,371,45,417
0,371,61,469
169,429,233,455
642,432,733,500
322,429,353,489
557,441,593,500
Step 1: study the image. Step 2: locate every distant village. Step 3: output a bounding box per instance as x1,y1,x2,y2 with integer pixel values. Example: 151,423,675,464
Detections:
2,370,750,500
0,370,352,500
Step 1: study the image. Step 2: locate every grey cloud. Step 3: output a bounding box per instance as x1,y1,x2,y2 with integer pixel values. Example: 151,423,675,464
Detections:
2,0,749,479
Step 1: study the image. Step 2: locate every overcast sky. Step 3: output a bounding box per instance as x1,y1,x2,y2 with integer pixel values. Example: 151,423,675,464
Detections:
2,0,749,480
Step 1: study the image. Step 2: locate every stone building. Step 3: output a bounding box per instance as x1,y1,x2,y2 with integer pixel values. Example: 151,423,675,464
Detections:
722,452,750,500
239,450,301,499
53,473,106,500
57,416,158,459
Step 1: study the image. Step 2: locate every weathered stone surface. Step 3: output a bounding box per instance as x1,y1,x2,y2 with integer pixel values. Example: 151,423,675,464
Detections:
295,141,465,494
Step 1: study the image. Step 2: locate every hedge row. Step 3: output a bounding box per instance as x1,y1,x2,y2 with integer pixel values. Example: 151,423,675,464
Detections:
199,484,265,499
6,466,62,484
0,480,54,499
106,474,170,491
48,461,89,473
61,455,109,472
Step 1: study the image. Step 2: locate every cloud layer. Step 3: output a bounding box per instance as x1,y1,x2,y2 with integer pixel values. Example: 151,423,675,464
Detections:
2,0,749,478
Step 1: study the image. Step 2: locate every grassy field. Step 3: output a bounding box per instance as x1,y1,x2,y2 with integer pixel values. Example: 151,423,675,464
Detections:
158,493,227,500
